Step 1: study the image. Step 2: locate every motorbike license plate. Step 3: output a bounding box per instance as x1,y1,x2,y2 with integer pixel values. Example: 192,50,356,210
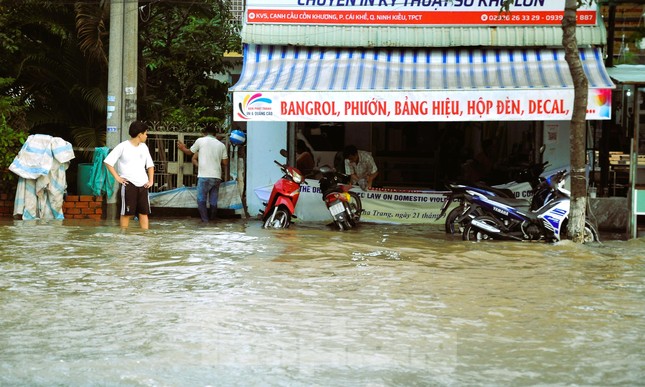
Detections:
329,202,345,216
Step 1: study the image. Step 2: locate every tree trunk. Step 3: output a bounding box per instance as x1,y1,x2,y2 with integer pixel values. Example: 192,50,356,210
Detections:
562,0,588,243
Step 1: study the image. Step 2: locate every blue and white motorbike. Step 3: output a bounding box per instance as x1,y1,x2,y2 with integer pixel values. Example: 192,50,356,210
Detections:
461,170,600,243
440,161,548,234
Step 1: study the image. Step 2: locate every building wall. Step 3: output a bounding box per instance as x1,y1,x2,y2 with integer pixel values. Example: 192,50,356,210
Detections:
601,3,645,65
246,121,288,217
543,121,572,173
230,0,244,23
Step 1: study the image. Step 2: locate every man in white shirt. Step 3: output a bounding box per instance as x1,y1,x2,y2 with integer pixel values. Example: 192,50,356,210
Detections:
343,145,378,190
178,125,229,222
104,121,155,229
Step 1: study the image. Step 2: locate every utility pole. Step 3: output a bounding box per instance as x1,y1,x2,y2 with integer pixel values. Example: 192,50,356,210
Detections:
106,0,139,219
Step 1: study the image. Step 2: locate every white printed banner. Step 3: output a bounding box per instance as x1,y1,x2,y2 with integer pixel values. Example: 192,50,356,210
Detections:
234,89,612,122
256,180,534,225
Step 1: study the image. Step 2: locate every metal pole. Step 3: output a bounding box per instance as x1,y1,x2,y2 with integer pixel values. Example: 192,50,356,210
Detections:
106,0,124,149
630,88,641,239
605,2,616,68
122,0,138,133
105,0,124,220
105,0,138,219
288,122,296,166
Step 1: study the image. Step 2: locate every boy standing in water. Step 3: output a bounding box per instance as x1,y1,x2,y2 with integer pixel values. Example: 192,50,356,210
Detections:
104,121,155,229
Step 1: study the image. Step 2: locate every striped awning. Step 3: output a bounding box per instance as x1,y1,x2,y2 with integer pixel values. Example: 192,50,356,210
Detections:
230,44,614,122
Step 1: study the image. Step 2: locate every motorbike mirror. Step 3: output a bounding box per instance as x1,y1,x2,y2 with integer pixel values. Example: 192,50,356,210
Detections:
279,149,288,158
318,165,334,174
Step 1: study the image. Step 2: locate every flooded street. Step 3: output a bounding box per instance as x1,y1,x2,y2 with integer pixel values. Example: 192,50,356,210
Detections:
1,218,644,386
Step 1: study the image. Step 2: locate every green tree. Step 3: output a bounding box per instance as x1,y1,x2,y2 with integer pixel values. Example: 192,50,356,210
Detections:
0,77,29,193
0,0,107,153
562,0,590,243
138,0,241,126
0,0,240,153
502,0,594,243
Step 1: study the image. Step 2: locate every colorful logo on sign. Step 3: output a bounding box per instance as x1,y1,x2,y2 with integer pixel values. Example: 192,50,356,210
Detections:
591,88,612,119
237,93,273,120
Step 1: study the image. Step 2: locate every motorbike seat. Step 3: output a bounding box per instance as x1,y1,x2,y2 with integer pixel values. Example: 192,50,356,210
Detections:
473,182,514,198
321,187,345,197
489,195,530,210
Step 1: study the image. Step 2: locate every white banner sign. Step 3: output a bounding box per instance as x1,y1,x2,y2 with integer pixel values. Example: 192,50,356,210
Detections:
256,180,534,225
234,89,612,122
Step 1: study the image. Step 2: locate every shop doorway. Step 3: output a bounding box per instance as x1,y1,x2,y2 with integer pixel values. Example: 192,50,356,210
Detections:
296,121,537,190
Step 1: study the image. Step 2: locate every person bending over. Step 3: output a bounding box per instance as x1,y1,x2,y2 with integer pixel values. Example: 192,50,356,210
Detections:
296,139,315,177
343,145,378,190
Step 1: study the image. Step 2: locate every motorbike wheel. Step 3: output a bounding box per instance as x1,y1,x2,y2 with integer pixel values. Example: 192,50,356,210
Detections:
560,219,600,243
445,205,465,234
338,219,353,231
582,220,600,243
462,215,499,241
348,192,362,222
263,208,291,229
446,205,483,234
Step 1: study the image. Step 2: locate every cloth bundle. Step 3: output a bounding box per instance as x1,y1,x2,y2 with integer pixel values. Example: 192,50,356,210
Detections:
9,134,75,220
87,146,115,197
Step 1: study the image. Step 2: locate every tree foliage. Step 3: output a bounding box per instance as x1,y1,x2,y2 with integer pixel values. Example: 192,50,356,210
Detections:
0,0,241,154
138,0,240,126
0,0,110,152
0,77,29,193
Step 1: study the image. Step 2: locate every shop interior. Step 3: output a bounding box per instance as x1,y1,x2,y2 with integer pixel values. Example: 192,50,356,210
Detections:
294,90,640,196
298,120,542,191
593,86,645,197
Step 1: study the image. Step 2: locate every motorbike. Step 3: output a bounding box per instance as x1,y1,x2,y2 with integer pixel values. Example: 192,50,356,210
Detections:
461,169,600,243
317,166,362,230
440,160,549,234
260,152,306,229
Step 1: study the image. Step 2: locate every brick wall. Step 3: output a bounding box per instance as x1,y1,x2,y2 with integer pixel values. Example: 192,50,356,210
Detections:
63,195,104,220
0,193,104,220
0,193,15,218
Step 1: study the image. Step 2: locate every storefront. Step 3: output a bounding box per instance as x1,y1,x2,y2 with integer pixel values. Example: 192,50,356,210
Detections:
606,65,645,238
230,1,615,224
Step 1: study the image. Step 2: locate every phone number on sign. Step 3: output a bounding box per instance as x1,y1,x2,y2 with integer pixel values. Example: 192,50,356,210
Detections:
480,13,594,24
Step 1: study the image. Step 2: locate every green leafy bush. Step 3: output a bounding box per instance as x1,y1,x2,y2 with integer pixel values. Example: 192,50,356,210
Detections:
0,114,28,193
0,76,29,193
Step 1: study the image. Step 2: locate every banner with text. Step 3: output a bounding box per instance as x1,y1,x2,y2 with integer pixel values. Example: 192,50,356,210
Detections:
245,0,597,26
234,89,612,122
256,181,535,225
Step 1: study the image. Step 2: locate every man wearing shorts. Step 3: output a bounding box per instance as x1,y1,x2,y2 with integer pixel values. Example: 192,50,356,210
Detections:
104,121,155,229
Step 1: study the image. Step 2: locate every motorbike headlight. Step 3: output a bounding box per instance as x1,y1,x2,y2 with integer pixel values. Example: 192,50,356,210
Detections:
291,169,303,184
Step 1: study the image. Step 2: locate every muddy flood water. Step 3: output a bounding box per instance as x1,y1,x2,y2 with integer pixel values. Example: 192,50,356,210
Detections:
1,217,644,386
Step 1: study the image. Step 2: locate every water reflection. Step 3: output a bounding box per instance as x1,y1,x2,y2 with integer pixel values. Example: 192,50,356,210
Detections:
0,218,643,386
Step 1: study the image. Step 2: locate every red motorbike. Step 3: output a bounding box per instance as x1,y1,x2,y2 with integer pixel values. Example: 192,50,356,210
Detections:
260,153,306,229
